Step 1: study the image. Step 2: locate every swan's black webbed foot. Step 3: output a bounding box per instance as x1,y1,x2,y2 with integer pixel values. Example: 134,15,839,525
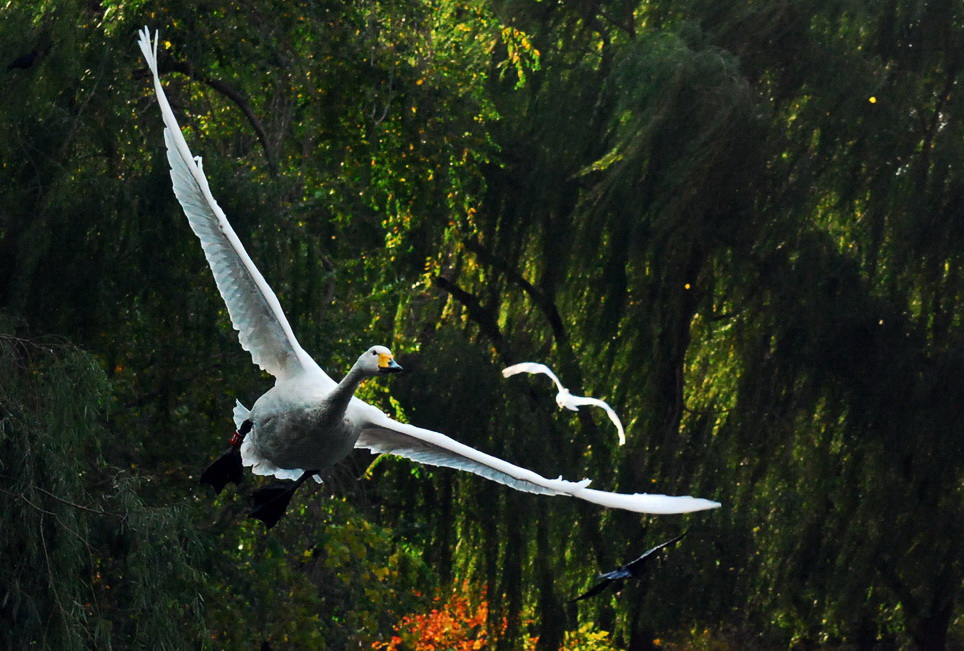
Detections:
200,447,244,494
200,420,251,494
248,470,317,529
249,483,295,528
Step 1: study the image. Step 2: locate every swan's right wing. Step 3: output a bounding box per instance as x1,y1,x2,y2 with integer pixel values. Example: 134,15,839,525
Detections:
502,362,566,394
137,28,323,381
356,412,720,514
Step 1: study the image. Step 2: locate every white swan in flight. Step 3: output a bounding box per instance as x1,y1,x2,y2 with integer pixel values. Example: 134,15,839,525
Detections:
503,362,627,445
136,27,720,527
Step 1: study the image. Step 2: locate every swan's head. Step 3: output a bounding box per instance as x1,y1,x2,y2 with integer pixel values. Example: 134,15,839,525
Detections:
358,345,403,376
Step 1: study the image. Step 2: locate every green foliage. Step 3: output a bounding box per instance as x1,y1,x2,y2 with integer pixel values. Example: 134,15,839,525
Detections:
561,622,620,650
0,0,962,648
429,0,964,647
202,496,431,648
0,331,206,648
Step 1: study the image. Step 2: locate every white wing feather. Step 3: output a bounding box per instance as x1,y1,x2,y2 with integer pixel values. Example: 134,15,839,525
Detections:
567,395,626,446
137,28,322,381
502,362,566,394
356,412,720,514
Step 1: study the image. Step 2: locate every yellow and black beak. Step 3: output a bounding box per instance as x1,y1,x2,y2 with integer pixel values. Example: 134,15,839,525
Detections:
377,353,403,374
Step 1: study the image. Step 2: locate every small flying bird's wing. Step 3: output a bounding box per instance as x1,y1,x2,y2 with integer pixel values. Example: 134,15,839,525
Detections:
356,410,721,514
569,532,688,602
137,28,327,383
624,531,688,576
568,576,619,602
502,362,567,394
565,395,626,445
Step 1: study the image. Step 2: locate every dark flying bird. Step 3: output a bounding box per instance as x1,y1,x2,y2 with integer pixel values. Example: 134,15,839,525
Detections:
569,532,687,602
7,49,40,70
7,42,50,71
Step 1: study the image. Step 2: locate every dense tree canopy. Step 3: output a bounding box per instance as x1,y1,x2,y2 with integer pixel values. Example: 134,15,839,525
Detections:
1,0,962,648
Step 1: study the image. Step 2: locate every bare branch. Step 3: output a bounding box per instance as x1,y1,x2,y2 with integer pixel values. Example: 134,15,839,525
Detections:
432,275,509,360
137,60,278,175
465,240,569,347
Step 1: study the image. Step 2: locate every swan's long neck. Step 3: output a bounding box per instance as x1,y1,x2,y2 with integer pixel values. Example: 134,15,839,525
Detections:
324,363,370,418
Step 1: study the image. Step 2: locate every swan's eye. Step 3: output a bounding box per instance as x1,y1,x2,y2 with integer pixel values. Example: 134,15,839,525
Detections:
372,351,378,356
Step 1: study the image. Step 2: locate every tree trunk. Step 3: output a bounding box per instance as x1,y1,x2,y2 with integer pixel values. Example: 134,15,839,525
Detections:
907,602,952,651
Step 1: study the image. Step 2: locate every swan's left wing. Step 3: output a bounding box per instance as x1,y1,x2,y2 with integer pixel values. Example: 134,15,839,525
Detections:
567,395,627,446
355,413,720,514
137,28,322,381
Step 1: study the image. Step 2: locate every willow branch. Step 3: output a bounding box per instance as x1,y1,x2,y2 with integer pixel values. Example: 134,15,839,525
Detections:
465,240,569,347
138,61,277,175
432,275,508,360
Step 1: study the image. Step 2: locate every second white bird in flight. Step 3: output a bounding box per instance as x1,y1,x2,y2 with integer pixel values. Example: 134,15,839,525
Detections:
503,363,627,446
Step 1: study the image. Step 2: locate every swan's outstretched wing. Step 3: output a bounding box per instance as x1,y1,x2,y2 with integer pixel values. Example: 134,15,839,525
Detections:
355,412,720,514
502,362,566,394
565,395,626,446
137,28,322,381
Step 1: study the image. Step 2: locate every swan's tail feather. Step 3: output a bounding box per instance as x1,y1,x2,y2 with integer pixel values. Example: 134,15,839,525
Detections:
233,400,250,429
